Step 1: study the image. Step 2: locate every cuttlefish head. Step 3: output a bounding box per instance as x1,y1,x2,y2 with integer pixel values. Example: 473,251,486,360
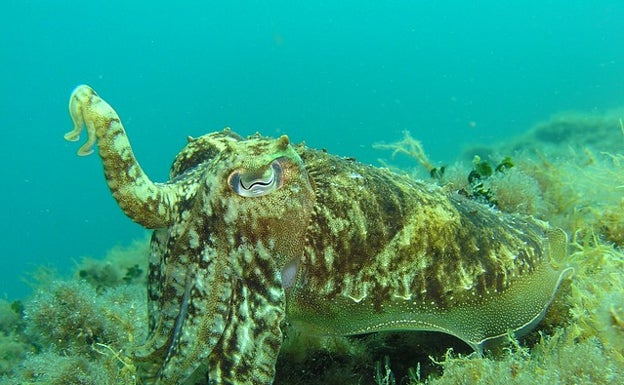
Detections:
178,131,316,265
137,130,316,384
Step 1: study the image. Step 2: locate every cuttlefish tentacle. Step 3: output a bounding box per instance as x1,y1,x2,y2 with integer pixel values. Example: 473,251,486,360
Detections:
65,85,179,228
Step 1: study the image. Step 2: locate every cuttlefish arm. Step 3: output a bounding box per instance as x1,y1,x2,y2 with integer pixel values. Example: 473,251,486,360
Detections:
64,84,179,229
64,85,239,384
136,225,286,385
207,253,286,385
133,227,235,385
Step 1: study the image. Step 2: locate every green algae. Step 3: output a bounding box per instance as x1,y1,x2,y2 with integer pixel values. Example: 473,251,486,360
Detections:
2,111,624,384
0,241,148,385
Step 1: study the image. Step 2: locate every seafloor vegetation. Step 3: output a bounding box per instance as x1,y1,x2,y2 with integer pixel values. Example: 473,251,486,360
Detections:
1,110,623,385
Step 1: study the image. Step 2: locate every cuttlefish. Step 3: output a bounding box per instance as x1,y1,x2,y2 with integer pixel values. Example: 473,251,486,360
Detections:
65,85,571,385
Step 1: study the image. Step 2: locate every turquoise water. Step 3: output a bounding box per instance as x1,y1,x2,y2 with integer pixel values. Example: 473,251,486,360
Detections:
1,1,622,299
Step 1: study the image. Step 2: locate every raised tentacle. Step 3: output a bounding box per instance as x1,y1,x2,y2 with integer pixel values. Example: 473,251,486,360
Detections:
65,85,178,228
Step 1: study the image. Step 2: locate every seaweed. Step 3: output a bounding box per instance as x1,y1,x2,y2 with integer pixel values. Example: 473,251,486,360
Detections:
373,131,441,177
462,155,516,207
0,240,147,385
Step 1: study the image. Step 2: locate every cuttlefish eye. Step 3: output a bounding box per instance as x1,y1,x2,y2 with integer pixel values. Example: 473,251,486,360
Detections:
228,158,285,197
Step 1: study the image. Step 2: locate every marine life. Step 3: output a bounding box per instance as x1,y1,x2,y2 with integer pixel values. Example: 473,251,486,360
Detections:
65,84,571,385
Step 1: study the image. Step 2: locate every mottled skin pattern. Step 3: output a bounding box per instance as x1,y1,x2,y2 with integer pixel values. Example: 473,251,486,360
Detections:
65,85,571,385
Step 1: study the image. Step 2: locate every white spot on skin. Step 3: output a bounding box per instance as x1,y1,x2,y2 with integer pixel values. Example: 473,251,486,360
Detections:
223,200,240,225
347,294,366,303
280,259,299,289
189,228,200,249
